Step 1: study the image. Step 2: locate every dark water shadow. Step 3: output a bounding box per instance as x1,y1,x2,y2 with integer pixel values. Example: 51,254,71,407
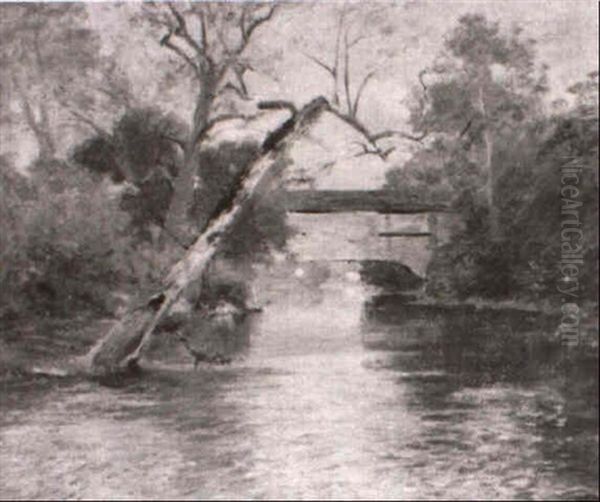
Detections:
360,296,599,500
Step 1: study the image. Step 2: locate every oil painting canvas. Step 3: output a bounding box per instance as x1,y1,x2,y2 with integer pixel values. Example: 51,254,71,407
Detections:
0,0,598,499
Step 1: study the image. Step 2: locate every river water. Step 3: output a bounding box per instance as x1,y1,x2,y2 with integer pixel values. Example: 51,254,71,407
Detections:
0,278,598,499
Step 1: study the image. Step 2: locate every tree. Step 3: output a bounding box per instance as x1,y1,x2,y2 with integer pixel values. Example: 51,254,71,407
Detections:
73,110,291,261
300,3,426,159
72,107,186,244
0,3,131,160
510,72,599,302
84,97,328,375
409,14,548,236
300,5,383,120
135,2,280,245
567,70,599,120
421,64,598,302
388,16,570,300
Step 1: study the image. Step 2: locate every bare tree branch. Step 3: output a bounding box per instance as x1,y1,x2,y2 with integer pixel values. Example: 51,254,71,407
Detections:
380,146,396,159
330,105,427,157
327,107,371,139
161,3,216,73
352,141,395,160
458,118,473,138
343,30,353,116
353,141,374,157
18,90,41,136
302,10,350,109
351,70,376,117
331,12,344,106
218,82,251,101
235,4,279,55
166,3,204,56
197,9,209,51
239,7,247,43
370,129,429,142
160,29,201,77
257,100,297,116
347,33,368,48
418,68,429,99
215,24,233,57
194,112,257,145
233,64,250,97
243,5,278,44
302,51,335,76
67,108,112,139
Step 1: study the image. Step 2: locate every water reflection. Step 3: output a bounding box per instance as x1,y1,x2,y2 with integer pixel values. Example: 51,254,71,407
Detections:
361,295,598,500
0,288,597,499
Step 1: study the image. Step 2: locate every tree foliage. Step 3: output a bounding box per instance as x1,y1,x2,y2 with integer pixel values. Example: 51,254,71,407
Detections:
0,3,131,160
134,2,281,242
404,14,548,235
387,16,597,303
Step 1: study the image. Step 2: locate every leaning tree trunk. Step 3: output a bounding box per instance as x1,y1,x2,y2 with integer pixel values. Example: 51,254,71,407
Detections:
83,97,329,376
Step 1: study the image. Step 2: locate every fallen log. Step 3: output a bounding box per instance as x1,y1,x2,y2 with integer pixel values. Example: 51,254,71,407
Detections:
81,97,330,376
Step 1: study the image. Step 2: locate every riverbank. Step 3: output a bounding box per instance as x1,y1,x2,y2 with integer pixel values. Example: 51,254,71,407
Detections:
0,315,111,382
365,293,599,356
2,290,597,384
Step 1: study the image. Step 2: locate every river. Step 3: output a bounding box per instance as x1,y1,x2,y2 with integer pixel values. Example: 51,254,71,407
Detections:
0,277,598,499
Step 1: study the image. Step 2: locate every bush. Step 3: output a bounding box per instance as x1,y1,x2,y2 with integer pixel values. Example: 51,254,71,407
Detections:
1,159,144,318
71,107,184,241
425,110,598,304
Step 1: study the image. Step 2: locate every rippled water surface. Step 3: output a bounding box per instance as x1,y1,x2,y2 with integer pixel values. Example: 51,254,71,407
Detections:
1,291,598,500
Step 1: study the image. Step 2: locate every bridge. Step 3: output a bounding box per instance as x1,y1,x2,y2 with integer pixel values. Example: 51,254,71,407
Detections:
283,190,461,278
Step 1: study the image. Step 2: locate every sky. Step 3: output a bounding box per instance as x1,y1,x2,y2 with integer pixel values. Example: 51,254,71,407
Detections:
264,0,599,129
2,0,598,170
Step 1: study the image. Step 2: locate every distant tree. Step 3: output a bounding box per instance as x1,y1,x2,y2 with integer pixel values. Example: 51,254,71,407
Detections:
135,2,281,244
389,16,600,301
0,3,131,160
384,137,478,204
567,70,599,119
408,14,548,236
301,4,425,159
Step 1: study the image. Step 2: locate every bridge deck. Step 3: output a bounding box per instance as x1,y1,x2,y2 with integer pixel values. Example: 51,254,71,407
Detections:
284,190,450,214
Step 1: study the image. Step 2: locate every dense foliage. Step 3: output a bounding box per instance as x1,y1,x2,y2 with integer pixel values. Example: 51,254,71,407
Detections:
1,104,292,320
385,15,598,304
0,156,137,318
